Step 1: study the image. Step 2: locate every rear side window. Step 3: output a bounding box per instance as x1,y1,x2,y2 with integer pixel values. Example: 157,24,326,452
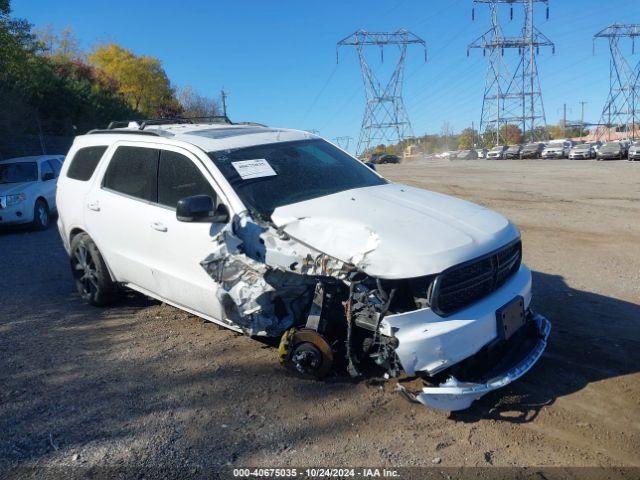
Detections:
102,146,159,202
158,150,216,209
66,146,108,181
40,160,54,181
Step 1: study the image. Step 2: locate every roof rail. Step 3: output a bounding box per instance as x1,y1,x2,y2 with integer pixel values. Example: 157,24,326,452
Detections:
103,115,234,131
86,129,161,136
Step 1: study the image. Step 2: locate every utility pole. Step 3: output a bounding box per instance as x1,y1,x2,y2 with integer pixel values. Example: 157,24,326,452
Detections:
557,104,571,137
220,89,228,118
469,0,554,145
337,30,426,156
579,101,587,136
593,24,640,141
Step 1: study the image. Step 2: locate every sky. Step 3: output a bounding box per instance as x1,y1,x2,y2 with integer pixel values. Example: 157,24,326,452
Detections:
12,0,640,152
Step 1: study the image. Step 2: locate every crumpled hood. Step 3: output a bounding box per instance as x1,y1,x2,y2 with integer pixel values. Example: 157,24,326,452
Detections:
270,183,520,279
0,182,34,195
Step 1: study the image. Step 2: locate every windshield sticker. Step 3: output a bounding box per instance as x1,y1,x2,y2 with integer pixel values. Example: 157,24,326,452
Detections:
231,159,277,180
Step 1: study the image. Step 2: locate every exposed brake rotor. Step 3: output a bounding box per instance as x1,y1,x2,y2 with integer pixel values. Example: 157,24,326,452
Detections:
278,328,334,379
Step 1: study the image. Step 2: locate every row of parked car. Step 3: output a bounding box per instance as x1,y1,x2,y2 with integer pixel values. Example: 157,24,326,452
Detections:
436,139,640,161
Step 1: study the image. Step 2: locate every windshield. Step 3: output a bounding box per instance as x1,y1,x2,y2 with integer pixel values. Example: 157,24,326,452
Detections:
507,146,520,151
208,139,387,218
489,147,503,152
601,143,620,151
523,144,540,150
0,162,38,184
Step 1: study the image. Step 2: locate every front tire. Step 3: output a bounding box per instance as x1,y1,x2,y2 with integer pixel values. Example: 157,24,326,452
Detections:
70,233,117,306
32,199,50,230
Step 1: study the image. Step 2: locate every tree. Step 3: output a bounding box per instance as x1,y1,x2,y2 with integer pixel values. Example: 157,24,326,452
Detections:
458,127,478,149
177,86,219,118
89,44,180,117
499,124,523,145
36,25,83,61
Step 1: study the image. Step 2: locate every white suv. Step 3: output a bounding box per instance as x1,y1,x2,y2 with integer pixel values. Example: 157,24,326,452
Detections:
0,155,65,230
56,120,550,411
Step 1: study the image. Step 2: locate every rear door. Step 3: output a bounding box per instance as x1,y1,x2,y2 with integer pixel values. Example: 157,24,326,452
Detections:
85,144,161,292
39,160,57,209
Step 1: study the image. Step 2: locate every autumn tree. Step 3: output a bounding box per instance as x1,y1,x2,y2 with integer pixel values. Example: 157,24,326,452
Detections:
458,127,478,149
89,44,180,117
499,124,523,145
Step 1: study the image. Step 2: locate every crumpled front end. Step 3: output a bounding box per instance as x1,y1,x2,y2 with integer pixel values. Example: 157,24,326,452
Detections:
397,314,550,410
198,202,549,411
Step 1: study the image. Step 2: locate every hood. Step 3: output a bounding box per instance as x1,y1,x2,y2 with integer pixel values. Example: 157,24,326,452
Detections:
270,183,519,279
0,182,34,195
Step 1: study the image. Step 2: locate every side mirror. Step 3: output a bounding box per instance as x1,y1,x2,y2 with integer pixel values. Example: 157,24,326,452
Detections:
42,172,55,181
365,162,377,171
176,195,229,223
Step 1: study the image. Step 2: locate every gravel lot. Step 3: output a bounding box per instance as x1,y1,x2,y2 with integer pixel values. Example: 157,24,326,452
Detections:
1,159,638,473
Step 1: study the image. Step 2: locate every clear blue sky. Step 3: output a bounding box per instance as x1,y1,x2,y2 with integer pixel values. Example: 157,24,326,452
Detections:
12,0,640,151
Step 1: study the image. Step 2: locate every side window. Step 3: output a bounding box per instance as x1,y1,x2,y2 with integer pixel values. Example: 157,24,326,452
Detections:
66,146,108,181
40,160,54,181
157,150,216,209
47,159,61,177
103,146,159,202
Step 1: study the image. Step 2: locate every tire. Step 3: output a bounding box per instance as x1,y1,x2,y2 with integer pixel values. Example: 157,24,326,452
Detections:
69,232,118,306
32,199,50,230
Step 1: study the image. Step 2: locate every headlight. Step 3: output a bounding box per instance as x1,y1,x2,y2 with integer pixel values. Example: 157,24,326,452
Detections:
6,193,26,206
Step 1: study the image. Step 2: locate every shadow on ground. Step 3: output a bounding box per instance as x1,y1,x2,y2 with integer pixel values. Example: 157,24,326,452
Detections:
450,270,639,423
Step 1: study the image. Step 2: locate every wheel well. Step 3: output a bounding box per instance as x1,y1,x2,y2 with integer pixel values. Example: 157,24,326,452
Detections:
35,196,48,208
69,228,86,243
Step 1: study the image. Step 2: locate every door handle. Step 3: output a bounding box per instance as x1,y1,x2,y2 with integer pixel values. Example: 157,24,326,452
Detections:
87,200,100,212
150,222,167,232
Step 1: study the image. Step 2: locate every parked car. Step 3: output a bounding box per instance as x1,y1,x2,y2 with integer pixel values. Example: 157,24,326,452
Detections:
569,141,599,160
56,120,550,411
486,145,508,159
519,143,545,159
541,140,572,159
475,148,488,159
597,142,626,160
0,155,65,230
628,141,640,161
370,153,400,164
504,145,523,159
454,149,478,160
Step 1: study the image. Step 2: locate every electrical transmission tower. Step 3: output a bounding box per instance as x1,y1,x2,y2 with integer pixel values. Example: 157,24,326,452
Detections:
333,136,353,150
468,0,554,146
337,30,426,156
593,24,640,141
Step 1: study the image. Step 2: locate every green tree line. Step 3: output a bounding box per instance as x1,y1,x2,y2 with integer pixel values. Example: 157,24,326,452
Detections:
0,0,219,155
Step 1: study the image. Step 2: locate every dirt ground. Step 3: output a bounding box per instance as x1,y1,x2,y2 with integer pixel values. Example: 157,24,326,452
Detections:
1,159,638,473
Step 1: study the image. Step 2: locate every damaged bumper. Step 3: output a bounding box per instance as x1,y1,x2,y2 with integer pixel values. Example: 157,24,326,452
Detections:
397,314,551,411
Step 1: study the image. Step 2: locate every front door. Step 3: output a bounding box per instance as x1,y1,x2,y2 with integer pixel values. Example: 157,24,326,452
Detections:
143,147,229,322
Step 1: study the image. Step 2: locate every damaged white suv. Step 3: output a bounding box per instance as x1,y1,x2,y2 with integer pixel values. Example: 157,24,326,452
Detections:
56,120,550,411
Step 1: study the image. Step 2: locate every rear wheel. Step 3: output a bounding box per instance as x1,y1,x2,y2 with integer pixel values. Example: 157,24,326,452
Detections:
32,199,50,230
70,233,117,306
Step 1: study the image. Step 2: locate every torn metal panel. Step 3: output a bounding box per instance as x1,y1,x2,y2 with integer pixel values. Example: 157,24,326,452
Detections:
200,223,316,336
396,314,551,411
